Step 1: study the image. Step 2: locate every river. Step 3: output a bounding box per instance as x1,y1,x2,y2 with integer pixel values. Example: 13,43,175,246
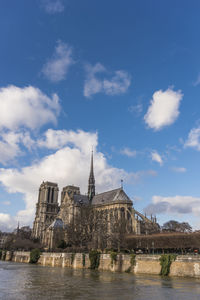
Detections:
1,261,200,300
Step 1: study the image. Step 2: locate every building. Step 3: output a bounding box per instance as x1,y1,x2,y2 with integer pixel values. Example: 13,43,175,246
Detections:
0,234,9,249
32,152,158,249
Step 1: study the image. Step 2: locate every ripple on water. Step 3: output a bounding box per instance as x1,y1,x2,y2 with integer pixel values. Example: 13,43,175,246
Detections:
1,261,200,300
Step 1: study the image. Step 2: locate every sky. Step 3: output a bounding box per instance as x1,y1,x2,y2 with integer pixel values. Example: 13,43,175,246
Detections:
1,0,200,231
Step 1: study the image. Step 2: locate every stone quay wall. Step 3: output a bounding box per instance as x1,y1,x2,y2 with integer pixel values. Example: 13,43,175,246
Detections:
2,251,200,278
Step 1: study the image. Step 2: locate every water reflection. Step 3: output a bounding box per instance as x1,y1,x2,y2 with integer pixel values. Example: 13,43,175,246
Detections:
1,261,200,300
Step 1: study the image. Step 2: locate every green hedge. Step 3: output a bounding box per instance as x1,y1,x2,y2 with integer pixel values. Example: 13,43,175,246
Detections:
130,253,136,266
29,249,40,264
110,251,118,267
89,250,100,269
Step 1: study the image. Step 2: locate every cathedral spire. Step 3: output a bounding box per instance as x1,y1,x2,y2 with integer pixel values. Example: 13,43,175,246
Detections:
88,150,95,202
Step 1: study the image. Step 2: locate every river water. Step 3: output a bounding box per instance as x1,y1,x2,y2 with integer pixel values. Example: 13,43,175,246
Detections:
1,261,200,300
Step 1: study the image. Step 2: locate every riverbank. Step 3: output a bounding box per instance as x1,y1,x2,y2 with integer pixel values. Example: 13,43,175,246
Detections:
2,250,200,278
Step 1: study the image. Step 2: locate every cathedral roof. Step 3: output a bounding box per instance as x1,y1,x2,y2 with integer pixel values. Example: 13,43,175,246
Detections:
92,188,133,206
49,218,64,229
73,194,89,205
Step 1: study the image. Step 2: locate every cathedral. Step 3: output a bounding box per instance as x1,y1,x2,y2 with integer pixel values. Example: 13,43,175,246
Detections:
32,152,158,249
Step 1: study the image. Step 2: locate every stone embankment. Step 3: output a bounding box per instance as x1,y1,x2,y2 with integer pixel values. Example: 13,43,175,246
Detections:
2,251,200,278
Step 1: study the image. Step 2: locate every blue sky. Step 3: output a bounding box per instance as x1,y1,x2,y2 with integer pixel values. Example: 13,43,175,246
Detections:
1,0,200,231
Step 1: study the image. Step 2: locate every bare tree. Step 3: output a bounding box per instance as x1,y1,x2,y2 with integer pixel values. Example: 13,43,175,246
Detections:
162,220,192,233
108,216,128,252
65,205,95,249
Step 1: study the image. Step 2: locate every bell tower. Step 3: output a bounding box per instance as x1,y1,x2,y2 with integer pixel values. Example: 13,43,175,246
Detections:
32,181,59,240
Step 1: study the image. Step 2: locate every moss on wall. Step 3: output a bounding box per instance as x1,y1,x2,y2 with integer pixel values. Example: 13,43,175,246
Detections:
159,254,177,276
89,250,100,269
29,249,40,264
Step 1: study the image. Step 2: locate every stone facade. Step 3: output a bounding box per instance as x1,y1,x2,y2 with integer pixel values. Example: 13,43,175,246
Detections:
32,181,59,242
32,153,158,249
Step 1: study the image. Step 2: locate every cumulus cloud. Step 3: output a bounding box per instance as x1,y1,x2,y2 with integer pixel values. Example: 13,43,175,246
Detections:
145,195,200,216
0,213,16,231
0,138,21,165
144,88,183,131
0,85,60,131
120,147,137,157
185,127,200,151
84,63,131,98
0,129,156,230
37,129,97,152
42,41,74,82
0,131,36,165
42,0,64,14
151,151,163,166
171,167,186,173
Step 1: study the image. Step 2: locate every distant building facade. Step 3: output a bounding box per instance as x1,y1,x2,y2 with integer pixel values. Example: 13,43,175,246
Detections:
32,152,158,249
0,234,9,249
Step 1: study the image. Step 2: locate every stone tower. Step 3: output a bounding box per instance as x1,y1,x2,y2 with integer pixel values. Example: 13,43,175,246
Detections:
32,181,59,240
88,151,95,202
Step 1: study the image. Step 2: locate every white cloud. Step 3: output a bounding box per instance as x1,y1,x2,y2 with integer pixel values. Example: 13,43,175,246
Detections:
171,167,186,173
120,147,137,157
0,85,60,131
0,213,16,231
38,129,98,153
84,63,105,97
0,138,21,165
42,41,74,82
193,74,200,87
151,150,163,166
103,71,131,95
84,63,131,98
144,88,183,131
145,195,200,216
42,0,64,14
128,103,143,115
0,131,36,165
0,129,156,230
185,127,200,151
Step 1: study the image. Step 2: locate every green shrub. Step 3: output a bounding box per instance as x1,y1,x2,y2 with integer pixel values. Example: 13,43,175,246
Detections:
29,248,40,264
82,253,86,267
89,250,100,269
130,253,136,266
110,251,118,267
159,254,177,276
125,253,136,273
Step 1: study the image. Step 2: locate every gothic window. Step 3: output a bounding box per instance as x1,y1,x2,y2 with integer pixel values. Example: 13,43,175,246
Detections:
47,187,50,203
51,188,54,203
